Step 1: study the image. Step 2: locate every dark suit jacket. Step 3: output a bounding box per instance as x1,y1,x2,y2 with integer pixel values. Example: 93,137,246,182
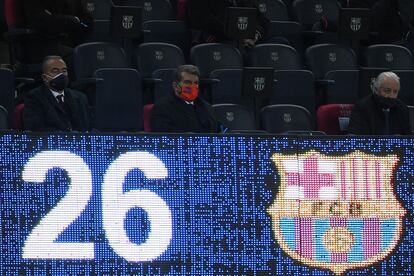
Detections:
151,93,219,133
348,93,411,135
23,85,90,132
186,0,270,41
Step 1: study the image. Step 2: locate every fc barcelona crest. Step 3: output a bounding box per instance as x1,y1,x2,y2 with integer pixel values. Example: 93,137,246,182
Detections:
237,17,249,31
268,151,406,275
122,15,134,30
253,77,266,92
350,17,362,32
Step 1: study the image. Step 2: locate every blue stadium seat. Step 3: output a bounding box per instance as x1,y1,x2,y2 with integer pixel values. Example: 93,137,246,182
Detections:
364,44,414,70
261,104,314,133
82,0,111,20
190,43,243,77
93,68,143,131
142,20,190,54
212,103,256,132
134,42,185,78
248,43,302,70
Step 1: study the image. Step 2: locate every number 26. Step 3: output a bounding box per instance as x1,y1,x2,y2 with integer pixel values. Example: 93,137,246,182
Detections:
21,151,172,262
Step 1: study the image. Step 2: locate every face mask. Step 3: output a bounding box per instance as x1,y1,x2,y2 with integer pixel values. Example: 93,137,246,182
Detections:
177,83,198,101
46,73,68,92
375,94,397,109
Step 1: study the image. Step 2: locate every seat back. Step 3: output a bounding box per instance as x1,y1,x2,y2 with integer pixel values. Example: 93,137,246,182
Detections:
394,70,414,106
293,0,341,30
93,68,143,131
134,42,185,78
256,0,289,21
81,0,112,20
324,70,359,104
152,68,175,103
261,104,313,133
143,103,154,132
316,103,353,134
364,44,414,70
209,69,243,105
84,20,112,42
306,43,358,79
142,20,190,53
119,0,173,21
0,105,8,130
190,43,243,77
270,70,316,117
408,105,414,133
74,42,128,79
212,103,255,131
248,43,301,70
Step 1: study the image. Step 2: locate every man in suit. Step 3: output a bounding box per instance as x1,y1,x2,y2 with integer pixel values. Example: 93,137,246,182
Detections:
348,71,411,135
23,56,90,131
151,64,219,133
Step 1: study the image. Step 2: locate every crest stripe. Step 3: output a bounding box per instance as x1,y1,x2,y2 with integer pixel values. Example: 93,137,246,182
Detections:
347,220,364,262
363,218,380,259
314,219,330,262
296,218,313,258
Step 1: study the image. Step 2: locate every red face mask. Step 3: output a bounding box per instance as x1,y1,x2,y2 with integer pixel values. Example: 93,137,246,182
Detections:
178,83,199,101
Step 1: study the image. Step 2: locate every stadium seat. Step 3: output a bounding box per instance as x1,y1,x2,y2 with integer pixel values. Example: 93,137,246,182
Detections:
134,42,185,78
363,44,414,70
306,43,358,79
73,42,128,81
292,0,341,31
269,70,316,117
316,103,353,134
324,70,359,104
256,0,290,21
306,44,358,105
93,68,143,131
81,0,112,20
407,105,414,133
117,0,173,21
190,43,243,77
143,103,154,132
212,104,256,132
394,70,414,106
247,44,302,70
261,104,313,133
152,68,175,103
0,105,9,130
142,20,190,53
209,69,243,105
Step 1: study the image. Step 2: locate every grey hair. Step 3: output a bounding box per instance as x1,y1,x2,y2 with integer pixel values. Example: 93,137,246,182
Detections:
174,64,200,82
42,55,65,73
372,71,400,94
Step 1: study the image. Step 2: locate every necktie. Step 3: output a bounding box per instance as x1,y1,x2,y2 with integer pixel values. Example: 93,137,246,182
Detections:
56,94,64,104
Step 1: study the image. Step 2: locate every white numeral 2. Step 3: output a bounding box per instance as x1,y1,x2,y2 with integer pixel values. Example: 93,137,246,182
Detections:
22,151,172,261
22,151,94,259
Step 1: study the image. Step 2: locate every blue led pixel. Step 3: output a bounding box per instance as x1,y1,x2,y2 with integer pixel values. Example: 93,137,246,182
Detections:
0,133,412,275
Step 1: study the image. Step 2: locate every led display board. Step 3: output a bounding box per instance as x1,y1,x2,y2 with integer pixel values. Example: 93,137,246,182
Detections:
0,133,412,275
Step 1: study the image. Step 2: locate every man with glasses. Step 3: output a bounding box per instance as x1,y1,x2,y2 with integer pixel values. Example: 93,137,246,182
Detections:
151,65,219,133
23,56,90,131
348,71,411,135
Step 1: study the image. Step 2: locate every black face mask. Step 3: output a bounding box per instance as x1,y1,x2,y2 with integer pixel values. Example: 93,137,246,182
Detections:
375,94,397,109
47,73,68,92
